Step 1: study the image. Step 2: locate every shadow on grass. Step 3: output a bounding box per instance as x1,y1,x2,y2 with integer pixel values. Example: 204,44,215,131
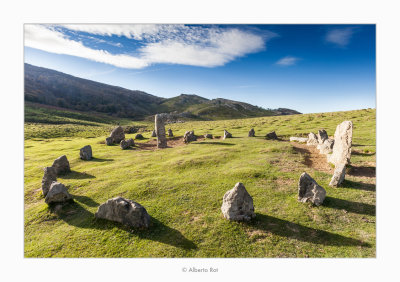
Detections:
192,142,235,146
246,213,370,247
71,194,99,207
352,151,376,156
58,201,197,250
323,196,375,216
90,157,114,162
59,170,95,180
347,166,375,178
341,179,376,192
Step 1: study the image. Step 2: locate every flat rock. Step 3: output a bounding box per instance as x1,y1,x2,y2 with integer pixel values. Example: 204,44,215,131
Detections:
265,131,278,140
290,137,308,143
298,172,326,206
184,131,197,143
45,182,72,204
317,129,328,144
221,182,255,221
95,197,150,228
52,155,71,175
329,164,346,187
248,128,255,137
80,145,92,160
328,121,353,166
110,126,125,144
307,132,318,146
223,130,232,139
41,166,57,197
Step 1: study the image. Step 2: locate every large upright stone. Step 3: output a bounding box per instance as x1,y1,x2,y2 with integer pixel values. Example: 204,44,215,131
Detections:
307,132,318,146
328,121,353,166
221,182,255,221
317,129,328,144
183,131,197,143
155,114,168,148
45,182,72,204
248,128,255,137
95,197,150,229
80,145,92,160
168,129,173,137
298,172,326,206
52,155,71,175
329,163,346,187
41,167,57,197
223,130,232,139
265,131,278,140
110,126,125,144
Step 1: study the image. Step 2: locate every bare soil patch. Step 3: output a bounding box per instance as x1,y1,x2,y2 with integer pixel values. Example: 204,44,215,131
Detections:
291,142,333,173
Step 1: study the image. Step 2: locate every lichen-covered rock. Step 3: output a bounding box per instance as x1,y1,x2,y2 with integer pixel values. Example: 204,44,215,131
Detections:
135,134,144,140
221,182,255,221
80,145,92,160
45,182,72,204
184,131,197,143
329,164,346,187
110,126,125,143
265,131,278,140
317,129,328,144
41,167,57,197
317,139,334,155
95,197,150,229
307,132,318,146
298,172,326,206
105,137,113,146
290,137,308,143
223,130,232,139
248,128,255,137
328,121,353,167
168,129,173,137
52,155,71,175
204,134,213,139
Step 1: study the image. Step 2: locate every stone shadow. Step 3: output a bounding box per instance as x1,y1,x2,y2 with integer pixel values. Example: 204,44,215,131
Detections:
245,213,370,247
352,151,376,156
341,179,376,192
59,171,95,180
347,165,376,178
71,194,99,207
90,157,114,162
192,142,235,146
323,196,376,216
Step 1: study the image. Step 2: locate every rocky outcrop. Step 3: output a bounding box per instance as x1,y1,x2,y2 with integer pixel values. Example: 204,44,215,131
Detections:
221,182,255,221
298,172,326,206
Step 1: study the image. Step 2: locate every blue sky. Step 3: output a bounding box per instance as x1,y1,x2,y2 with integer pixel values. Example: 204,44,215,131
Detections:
24,24,375,114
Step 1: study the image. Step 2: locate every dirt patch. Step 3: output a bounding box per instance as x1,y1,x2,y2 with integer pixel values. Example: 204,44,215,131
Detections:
135,136,205,151
291,142,333,173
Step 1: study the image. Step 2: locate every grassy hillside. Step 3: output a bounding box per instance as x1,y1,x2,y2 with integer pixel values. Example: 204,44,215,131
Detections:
24,108,375,257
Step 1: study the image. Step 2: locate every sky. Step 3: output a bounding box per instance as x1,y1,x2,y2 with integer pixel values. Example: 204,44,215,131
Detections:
24,24,376,114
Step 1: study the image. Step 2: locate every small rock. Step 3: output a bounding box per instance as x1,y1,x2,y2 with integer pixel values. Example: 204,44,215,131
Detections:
204,134,213,139
298,172,326,206
223,130,232,139
52,155,71,175
265,131,278,140
41,167,57,197
135,134,144,140
45,182,72,204
248,128,255,137
290,137,308,143
95,197,150,228
329,163,346,187
80,145,92,160
221,182,255,221
110,126,125,143
183,131,197,143
168,129,173,137
120,138,134,150
307,132,318,146
317,139,334,155
127,138,134,147
151,130,157,137
124,126,137,134
317,129,328,144
105,137,113,146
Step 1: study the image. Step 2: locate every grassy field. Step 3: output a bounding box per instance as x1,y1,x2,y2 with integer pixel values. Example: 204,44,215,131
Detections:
24,108,376,257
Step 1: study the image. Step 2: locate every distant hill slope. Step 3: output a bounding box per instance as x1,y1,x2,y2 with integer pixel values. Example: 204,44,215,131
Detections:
24,64,301,120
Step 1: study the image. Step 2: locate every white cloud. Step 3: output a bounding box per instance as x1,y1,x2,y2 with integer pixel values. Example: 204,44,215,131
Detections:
24,24,275,69
325,28,355,47
276,56,300,66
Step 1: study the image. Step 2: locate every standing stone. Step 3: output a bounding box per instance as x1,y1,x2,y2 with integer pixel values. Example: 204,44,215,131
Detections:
328,121,353,166
110,126,125,144
221,182,255,221
52,155,71,175
151,130,157,137
248,128,255,137
80,145,92,160
298,172,326,206
317,129,328,144
223,130,232,139
183,131,197,143
45,182,72,204
290,137,308,143
317,139,335,155
95,197,150,229
120,138,134,150
155,114,168,148
204,134,213,139
307,132,318,146
135,134,144,140
168,129,173,137
41,167,57,197
105,137,113,146
329,163,346,187
265,131,278,140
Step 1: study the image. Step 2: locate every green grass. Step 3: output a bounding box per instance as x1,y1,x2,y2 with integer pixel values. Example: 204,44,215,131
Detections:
24,108,376,257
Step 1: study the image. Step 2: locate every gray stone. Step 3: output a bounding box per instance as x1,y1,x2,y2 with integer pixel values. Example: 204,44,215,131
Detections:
317,139,335,155
95,197,150,229
329,163,346,187
248,128,255,137
307,132,318,146
110,126,125,144
120,138,134,150
105,137,113,146
127,138,134,147
290,137,308,143
151,130,157,137
135,134,144,139
265,131,278,140
204,134,213,139
45,182,72,204
168,129,173,137
317,129,328,144
155,114,168,148
223,130,232,139
221,182,255,221
80,145,92,160
52,155,71,175
298,172,326,206
184,131,197,143
124,126,137,134
41,167,57,197
327,121,353,166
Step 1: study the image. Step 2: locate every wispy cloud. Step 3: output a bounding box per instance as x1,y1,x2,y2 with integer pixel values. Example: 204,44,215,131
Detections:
325,28,355,47
25,24,278,69
276,56,300,66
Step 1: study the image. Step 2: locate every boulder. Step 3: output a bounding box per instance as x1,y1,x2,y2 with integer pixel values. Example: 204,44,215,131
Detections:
183,131,197,143
110,126,125,143
155,114,168,148
135,134,144,140
298,172,326,206
95,197,150,229
80,145,92,160
329,164,346,187
248,128,255,137
124,126,137,134
127,138,134,147
41,167,57,197
265,131,278,140
223,130,232,139
221,182,255,221
52,155,71,175
290,137,308,143
168,129,173,137
204,134,213,139
307,132,318,146
120,138,134,150
317,139,334,155
105,137,113,146
151,130,157,137
45,182,72,204
328,121,353,167
317,129,328,144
